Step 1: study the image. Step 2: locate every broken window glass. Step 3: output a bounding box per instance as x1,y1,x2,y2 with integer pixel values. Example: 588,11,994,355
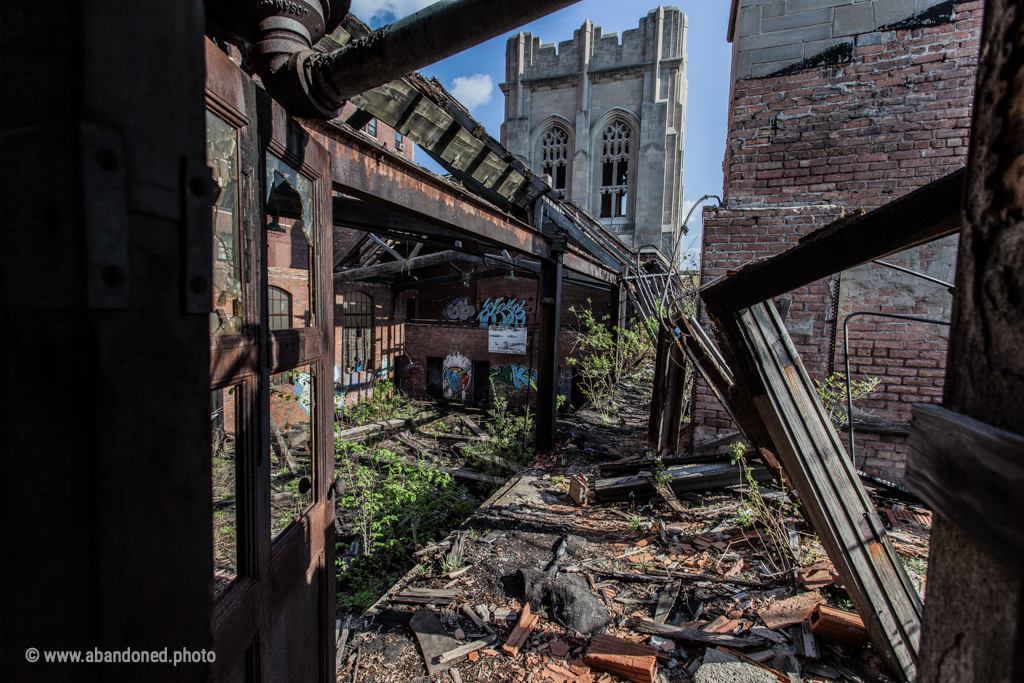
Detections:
212,386,240,598
266,153,315,328
269,364,315,540
207,111,244,336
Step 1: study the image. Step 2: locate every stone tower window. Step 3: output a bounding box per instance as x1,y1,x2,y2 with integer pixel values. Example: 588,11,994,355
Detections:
599,120,631,218
540,126,570,198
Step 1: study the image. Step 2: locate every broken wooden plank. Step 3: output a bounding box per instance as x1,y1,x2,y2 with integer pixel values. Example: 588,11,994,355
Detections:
756,592,827,631
460,415,490,440
569,474,589,507
461,604,494,635
905,402,1024,572
654,484,688,520
437,636,497,664
584,633,658,683
703,301,923,679
623,618,764,649
335,615,353,671
410,608,460,676
594,462,772,502
392,588,462,605
501,604,537,656
653,582,681,625
809,605,870,644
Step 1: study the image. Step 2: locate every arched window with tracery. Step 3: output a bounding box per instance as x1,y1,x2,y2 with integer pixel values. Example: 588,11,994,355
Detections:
599,120,631,218
539,126,570,199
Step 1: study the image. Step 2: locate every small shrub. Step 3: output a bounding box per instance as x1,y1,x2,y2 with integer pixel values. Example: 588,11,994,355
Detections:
813,373,881,428
567,300,653,423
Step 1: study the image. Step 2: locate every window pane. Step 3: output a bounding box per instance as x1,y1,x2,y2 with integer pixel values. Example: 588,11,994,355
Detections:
616,160,628,187
600,193,612,218
555,165,566,190
602,161,613,187
395,131,403,143
207,111,244,337
268,285,292,330
616,191,628,217
212,386,239,598
266,153,315,328
269,365,315,540
367,119,377,137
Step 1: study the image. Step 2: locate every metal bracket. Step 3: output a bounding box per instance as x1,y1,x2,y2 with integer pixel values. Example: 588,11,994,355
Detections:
81,123,131,308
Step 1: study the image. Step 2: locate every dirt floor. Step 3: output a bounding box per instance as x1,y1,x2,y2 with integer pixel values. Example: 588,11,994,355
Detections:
333,381,932,683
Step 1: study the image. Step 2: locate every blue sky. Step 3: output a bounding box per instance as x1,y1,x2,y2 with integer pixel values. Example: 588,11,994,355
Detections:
350,0,734,258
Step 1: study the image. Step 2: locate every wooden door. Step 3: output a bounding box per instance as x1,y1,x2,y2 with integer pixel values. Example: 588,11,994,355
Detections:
205,40,335,683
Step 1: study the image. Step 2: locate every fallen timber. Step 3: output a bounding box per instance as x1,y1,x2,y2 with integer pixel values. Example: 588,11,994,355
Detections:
594,461,773,503
623,618,765,649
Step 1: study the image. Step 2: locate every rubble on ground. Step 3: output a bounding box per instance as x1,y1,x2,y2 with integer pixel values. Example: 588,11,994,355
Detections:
334,384,929,683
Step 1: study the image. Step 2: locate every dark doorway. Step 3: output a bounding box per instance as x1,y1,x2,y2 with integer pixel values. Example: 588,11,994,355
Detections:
472,361,490,404
426,356,443,399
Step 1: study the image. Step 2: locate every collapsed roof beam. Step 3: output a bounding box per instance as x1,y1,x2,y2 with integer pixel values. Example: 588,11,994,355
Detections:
334,249,464,283
702,168,964,313
392,266,523,292
307,121,552,260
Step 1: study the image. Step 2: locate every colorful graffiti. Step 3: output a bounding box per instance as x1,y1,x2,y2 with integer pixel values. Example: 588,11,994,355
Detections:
293,371,313,416
490,364,537,390
477,297,527,328
559,368,572,402
442,352,472,400
443,296,476,322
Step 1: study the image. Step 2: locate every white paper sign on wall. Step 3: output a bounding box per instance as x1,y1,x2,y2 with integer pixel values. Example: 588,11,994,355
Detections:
489,327,527,355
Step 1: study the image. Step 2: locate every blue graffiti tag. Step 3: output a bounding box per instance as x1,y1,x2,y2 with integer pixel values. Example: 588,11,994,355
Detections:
477,297,526,328
490,364,538,390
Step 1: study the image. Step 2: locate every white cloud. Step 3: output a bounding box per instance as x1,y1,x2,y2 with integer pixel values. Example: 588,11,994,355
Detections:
450,74,494,111
349,0,434,24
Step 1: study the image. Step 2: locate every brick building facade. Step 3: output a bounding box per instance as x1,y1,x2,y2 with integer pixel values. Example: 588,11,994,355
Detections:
695,0,982,482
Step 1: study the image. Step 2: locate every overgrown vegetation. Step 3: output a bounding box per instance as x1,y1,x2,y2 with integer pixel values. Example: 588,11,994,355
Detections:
464,382,535,480
813,372,882,428
337,378,408,427
333,440,475,612
729,441,801,574
567,300,653,423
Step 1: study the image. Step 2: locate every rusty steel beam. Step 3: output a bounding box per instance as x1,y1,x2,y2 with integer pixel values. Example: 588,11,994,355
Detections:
535,257,563,452
306,120,551,260
563,252,616,284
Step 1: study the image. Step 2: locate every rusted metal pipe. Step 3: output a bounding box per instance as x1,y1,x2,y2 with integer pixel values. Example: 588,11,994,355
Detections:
305,0,582,116
211,0,580,118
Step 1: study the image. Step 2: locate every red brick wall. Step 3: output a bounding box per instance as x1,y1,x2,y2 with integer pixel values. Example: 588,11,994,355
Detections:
695,2,982,482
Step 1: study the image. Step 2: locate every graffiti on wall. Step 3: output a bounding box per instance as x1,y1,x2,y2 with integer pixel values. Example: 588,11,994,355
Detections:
293,371,313,416
490,364,537,391
477,297,526,328
559,368,572,403
443,296,476,322
443,352,472,400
